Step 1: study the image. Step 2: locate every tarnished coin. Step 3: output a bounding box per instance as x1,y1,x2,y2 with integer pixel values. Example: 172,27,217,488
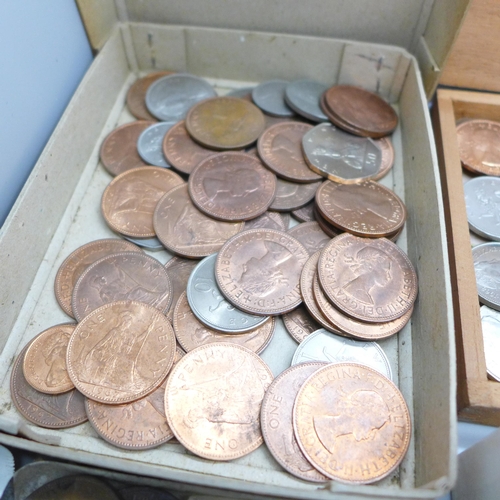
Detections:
315,180,406,237
164,256,198,321
284,80,329,123
282,304,322,343
124,235,164,251
153,184,244,258
55,239,142,318
186,97,265,150
101,166,184,238
23,324,75,394
293,363,410,484
480,305,500,381
258,122,322,183
189,152,276,221
216,229,310,315
373,136,395,181
465,176,500,241
288,221,330,255
457,119,500,176
164,343,274,460
280,211,292,229
67,301,176,404
137,121,176,167
174,292,274,353
100,121,153,176
252,80,295,117
318,234,418,322
11,344,87,428
292,201,315,222
145,73,217,122
186,253,269,332
473,243,500,310
245,211,287,231
260,362,329,482
269,178,321,212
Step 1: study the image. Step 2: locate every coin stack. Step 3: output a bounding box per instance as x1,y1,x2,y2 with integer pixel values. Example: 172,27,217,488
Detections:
11,72,417,485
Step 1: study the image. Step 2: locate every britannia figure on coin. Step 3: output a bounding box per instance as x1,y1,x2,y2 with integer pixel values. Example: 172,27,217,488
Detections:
42,330,70,388
203,167,260,201
174,205,223,245
110,180,165,218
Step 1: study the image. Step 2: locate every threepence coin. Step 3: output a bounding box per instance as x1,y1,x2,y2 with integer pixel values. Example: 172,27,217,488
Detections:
282,304,322,343
284,80,329,123
126,71,172,121
252,80,295,117
473,242,500,310
269,178,321,212
465,176,500,241
137,121,177,167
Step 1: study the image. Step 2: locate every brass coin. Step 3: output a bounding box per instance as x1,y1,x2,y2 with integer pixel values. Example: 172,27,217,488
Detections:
153,183,244,259
164,343,273,460
245,211,287,231
101,166,184,238
293,363,411,484
186,96,265,150
282,304,322,343
67,300,176,404
292,201,315,222
287,221,330,255
269,178,321,212
23,324,75,394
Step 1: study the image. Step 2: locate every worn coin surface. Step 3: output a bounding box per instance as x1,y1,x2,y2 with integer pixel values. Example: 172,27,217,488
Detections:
293,363,410,484
473,243,500,310
164,343,274,460
245,211,287,231
314,206,341,238
465,176,500,241
137,121,176,167
101,166,184,238
252,80,295,117
292,201,315,223
72,252,172,321
269,178,321,212
260,362,328,482
282,304,322,343
287,221,330,255
284,80,329,123
480,305,500,381
126,71,172,121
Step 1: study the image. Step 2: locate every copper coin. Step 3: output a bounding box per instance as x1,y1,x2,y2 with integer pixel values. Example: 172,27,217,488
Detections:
318,234,418,322
164,343,273,460
126,72,173,121
312,206,341,238
260,362,328,482
292,201,315,222
373,137,395,181
320,93,372,137
282,304,322,343
315,180,406,237
173,292,275,353
100,121,153,176
72,252,172,321
186,96,265,150
189,152,276,221
67,300,176,404
215,229,309,315
101,166,184,238
153,183,244,258
55,239,142,318
245,211,287,231
269,178,321,212
279,211,291,229
293,363,411,484
23,324,75,394
287,221,330,255
11,343,87,428
257,122,322,183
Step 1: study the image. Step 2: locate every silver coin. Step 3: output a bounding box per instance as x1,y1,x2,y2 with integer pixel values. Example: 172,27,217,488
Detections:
287,221,330,255
292,201,315,222
145,74,217,122
270,178,321,212
285,80,329,123
252,80,295,117
186,253,269,333
123,235,164,251
226,87,255,98
302,123,382,182
245,211,286,231
290,329,393,380
137,121,176,167
465,176,500,241
481,305,500,381
473,242,500,310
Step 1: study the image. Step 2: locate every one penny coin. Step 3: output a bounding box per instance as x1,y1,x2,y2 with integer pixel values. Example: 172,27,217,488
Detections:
313,205,341,238
292,201,315,223
287,221,330,255
245,211,287,231
282,304,322,343
269,178,321,212
373,136,395,181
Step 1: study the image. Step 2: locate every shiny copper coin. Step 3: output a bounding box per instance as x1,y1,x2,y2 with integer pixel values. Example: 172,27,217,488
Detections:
189,152,276,221
153,183,244,258
215,229,309,315
292,201,315,222
261,362,328,482
102,166,184,238
67,300,176,404
126,72,173,121
313,206,341,238
164,343,273,460
100,121,153,176
373,137,395,181
320,93,372,136
282,304,322,343
55,239,142,318
163,256,198,321
72,251,172,321
11,343,87,428
23,324,75,394
173,292,275,353
186,96,265,150
269,178,321,212
287,221,330,255
293,362,411,484
257,122,322,183
245,211,287,231
318,234,418,322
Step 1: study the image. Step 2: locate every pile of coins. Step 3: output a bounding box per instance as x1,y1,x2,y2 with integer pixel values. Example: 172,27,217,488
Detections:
11,72,417,485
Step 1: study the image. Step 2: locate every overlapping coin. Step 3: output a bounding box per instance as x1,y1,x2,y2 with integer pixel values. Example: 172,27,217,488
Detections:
282,304,322,343
473,242,500,310
269,178,321,212
465,176,500,241
126,71,172,121
287,221,330,255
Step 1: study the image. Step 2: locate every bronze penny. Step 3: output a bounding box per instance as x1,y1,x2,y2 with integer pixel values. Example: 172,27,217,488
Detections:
373,137,395,181
293,363,411,484
260,362,328,482
11,343,87,428
101,166,184,238
215,229,309,315
318,234,418,322
23,324,75,394
257,122,322,183
164,343,273,460
282,304,322,343
67,300,176,404
315,180,406,238
287,221,330,255
100,121,153,176
173,292,275,353
269,178,321,212
162,121,220,175
279,211,291,229
153,183,244,259
245,211,287,231
313,206,341,238
292,201,315,222
72,251,172,321
55,239,142,318
189,152,276,221
126,72,173,121
163,257,198,322
186,96,265,150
